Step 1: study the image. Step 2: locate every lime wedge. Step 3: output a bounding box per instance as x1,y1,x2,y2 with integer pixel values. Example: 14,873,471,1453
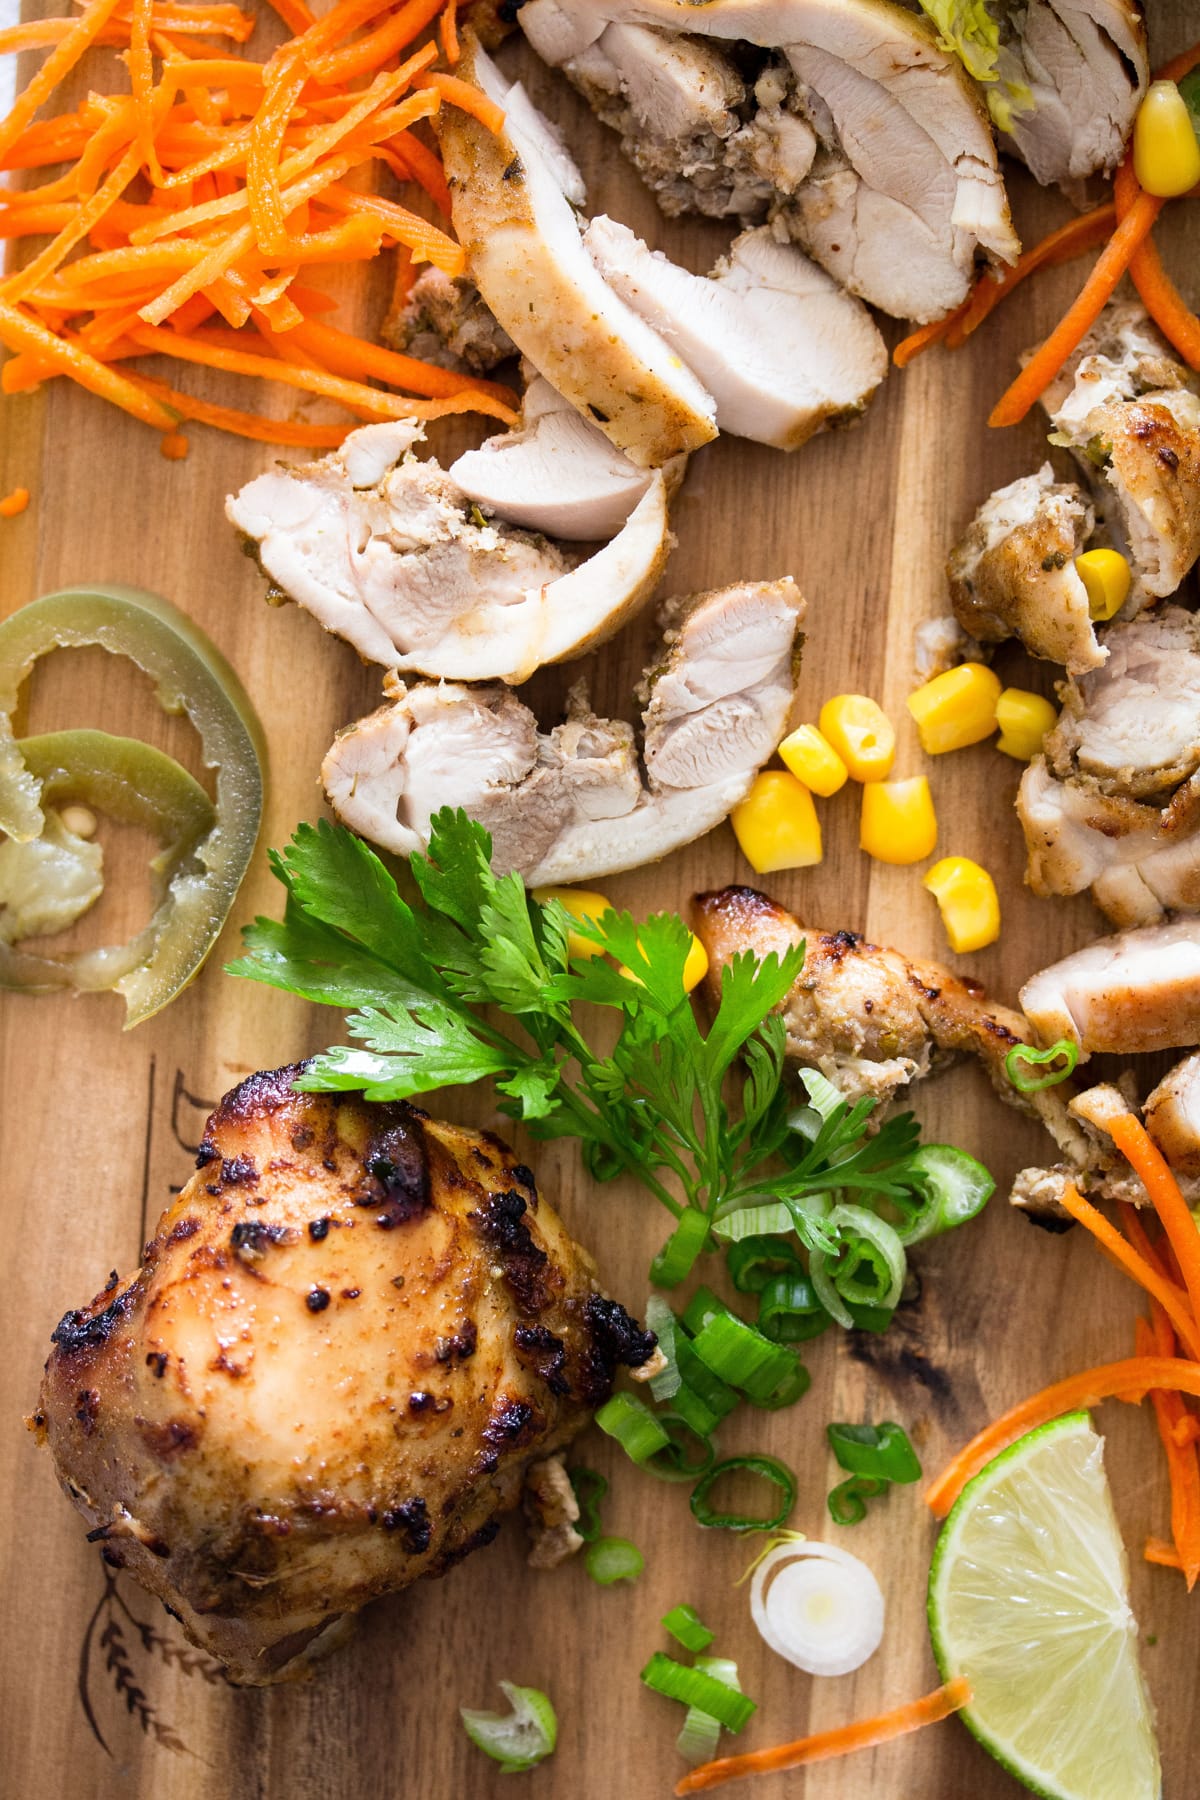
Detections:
928,1411,1160,1800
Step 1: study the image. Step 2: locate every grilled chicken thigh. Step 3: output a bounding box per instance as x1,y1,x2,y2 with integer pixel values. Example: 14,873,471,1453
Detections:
35,1068,653,1685
1020,918,1200,1056
322,579,804,883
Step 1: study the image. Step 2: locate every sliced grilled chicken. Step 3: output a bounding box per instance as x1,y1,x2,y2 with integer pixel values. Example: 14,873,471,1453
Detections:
690,884,1096,1171
1011,1065,1200,1218
447,376,656,541
1043,303,1200,604
1047,607,1200,800
947,463,1102,673
436,31,716,467
381,265,516,374
1020,918,1200,1056
988,0,1148,186
519,0,1018,321
322,579,803,883
226,420,671,685
35,1069,653,1684
583,220,886,450
1144,1054,1200,1179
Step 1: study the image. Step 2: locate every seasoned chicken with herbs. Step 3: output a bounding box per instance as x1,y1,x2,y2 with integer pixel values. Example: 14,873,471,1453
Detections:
1020,918,1200,1057
34,1068,653,1686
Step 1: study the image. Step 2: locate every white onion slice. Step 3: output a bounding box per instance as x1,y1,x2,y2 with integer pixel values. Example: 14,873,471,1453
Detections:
749,1540,884,1676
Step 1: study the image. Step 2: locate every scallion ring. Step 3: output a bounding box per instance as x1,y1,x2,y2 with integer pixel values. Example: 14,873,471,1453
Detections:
757,1270,832,1343
650,1207,711,1287
748,1540,884,1676
644,1411,717,1483
460,1681,557,1773
676,1657,741,1766
645,1295,682,1401
726,1233,803,1294
808,1248,854,1330
826,1203,907,1311
594,1391,670,1467
585,1536,644,1585
827,1421,922,1484
689,1454,797,1532
1004,1036,1079,1093
827,1473,890,1526
640,1653,756,1733
662,1604,715,1653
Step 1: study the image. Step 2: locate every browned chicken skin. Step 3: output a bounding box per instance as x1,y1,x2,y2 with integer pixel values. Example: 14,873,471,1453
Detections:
33,1067,652,1685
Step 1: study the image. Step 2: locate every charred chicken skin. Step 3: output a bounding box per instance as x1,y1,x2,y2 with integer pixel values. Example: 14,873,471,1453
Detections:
34,1067,652,1685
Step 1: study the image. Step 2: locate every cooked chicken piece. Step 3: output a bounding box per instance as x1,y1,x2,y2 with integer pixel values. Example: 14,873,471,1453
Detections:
519,0,1018,321
690,884,1097,1172
436,32,716,467
322,579,804,883
1144,1054,1200,1179
226,420,671,685
1042,303,1200,604
947,464,1102,673
912,612,984,681
983,0,1147,186
381,265,516,375
522,1454,584,1569
583,220,886,450
1011,1062,1200,1218
34,1068,654,1684
1017,607,1200,926
448,375,656,540
1020,918,1200,1056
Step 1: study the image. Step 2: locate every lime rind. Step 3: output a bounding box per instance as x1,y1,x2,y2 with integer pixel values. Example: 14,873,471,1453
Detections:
928,1411,1160,1800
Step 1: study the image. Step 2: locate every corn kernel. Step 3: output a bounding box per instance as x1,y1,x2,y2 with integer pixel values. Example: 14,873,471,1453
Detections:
906,662,1002,755
1074,547,1131,621
778,724,848,797
924,856,1001,954
532,885,612,960
620,931,710,993
731,770,823,873
818,695,895,782
1134,81,1200,198
859,777,937,865
995,687,1058,761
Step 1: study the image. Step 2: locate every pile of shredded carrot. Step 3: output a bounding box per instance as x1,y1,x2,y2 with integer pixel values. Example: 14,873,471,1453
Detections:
928,1109,1200,1591
0,0,518,454
895,39,1200,427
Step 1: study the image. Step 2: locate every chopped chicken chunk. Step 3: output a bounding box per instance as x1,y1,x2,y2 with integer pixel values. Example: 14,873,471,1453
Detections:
322,579,804,883
1144,1054,1200,1179
381,265,516,374
522,1454,584,1569
35,1068,653,1684
584,220,887,450
990,0,1148,187
947,463,1102,673
1020,918,1200,1056
226,420,672,685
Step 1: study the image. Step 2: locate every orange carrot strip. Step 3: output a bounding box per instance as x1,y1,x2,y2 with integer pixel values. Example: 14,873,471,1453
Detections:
1057,1183,1200,1358
122,3,254,40
1107,1113,1200,1328
675,1681,973,1795
246,55,308,255
0,0,125,164
129,0,157,168
949,204,1117,348
1113,156,1200,372
0,114,93,172
376,140,451,217
2,142,145,305
1145,1535,1183,1569
264,0,316,32
127,371,353,445
440,0,460,66
159,429,189,458
1117,1199,1170,1275
0,487,30,518
0,205,77,238
927,1357,1200,1517
1173,1414,1200,1447
893,315,958,368
320,182,463,274
1138,1309,1200,1589
0,298,178,428
989,190,1164,427
1155,41,1200,84
414,70,504,135
284,316,518,405
306,0,443,85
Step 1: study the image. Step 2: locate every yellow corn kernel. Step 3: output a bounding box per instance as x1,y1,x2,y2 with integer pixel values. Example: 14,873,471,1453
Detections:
532,885,612,960
818,694,895,782
906,662,1002,755
924,856,1001,954
620,931,710,993
1074,547,1131,621
730,770,823,874
995,687,1058,761
859,777,937,865
778,723,848,797
1133,80,1200,198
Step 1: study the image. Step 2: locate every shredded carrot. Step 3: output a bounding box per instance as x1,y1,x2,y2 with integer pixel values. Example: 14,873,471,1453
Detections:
0,0,126,163
675,1680,973,1795
0,487,30,518
1146,1535,1184,1569
1137,1310,1200,1589
440,0,460,66
306,0,443,86
1155,41,1200,85
414,70,505,136
989,189,1163,426
282,316,519,406
1057,1183,1200,1359
159,429,190,458
893,315,957,369
927,1357,1200,1517
1173,1414,1200,1447
1113,155,1200,373
0,299,179,428
126,371,350,444
1106,1115,1200,1328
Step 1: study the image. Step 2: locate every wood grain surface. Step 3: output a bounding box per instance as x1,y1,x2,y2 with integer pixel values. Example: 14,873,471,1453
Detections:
2,7,1197,1797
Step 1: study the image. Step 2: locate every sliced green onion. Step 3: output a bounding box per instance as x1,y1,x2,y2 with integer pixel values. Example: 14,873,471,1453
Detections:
644,1411,717,1483
808,1247,854,1329
785,1103,823,1143
595,1391,670,1466
827,1203,907,1310
897,1144,995,1244
757,1270,831,1343
460,1681,557,1773
662,1604,715,1653
691,1309,802,1404
651,1207,711,1287
799,1068,846,1121
846,1300,893,1334
690,1454,797,1533
827,1421,922,1484
712,1202,795,1244
680,1285,726,1337
645,1295,682,1401
568,1466,607,1544
585,1535,644,1585
726,1233,802,1293
744,1356,810,1411
640,1653,756,1733
672,1336,739,1437
1004,1035,1079,1094
676,1657,740,1765
827,1474,889,1526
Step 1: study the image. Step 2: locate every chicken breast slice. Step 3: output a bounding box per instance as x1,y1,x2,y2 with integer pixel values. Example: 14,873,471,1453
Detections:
1020,918,1200,1056
1144,1053,1200,1179
435,32,716,467
226,420,672,685
381,265,516,375
947,463,1101,673
989,0,1147,186
1047,606,1200,800
520,0,1018,321
1042,302,1200,603
583,220,886,451
322,579,804,882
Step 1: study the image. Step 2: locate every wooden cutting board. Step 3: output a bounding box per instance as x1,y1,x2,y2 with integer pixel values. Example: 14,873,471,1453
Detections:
2,8,1197,1796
